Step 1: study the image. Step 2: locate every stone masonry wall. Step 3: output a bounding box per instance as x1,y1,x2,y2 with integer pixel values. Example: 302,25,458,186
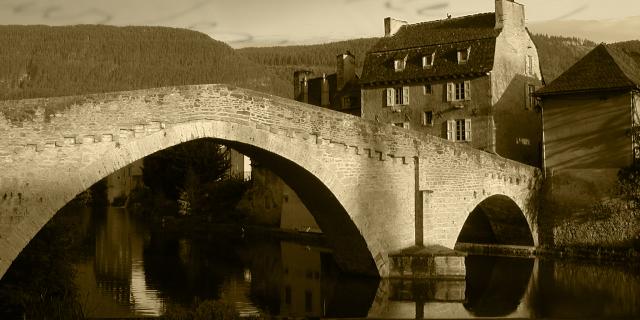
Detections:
0,84,539,278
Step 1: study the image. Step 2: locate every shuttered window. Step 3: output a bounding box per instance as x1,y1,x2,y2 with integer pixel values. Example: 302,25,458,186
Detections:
385,87,410,106
446,119,472,142
447,81,471,102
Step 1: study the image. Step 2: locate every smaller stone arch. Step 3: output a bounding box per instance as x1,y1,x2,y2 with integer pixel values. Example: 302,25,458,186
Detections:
456,194,535,247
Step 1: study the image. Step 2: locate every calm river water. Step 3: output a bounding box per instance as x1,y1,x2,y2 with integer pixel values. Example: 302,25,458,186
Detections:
72,207,640,319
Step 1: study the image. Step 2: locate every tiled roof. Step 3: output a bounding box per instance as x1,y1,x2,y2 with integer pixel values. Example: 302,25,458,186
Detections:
535,43,640,96
361,13,499,85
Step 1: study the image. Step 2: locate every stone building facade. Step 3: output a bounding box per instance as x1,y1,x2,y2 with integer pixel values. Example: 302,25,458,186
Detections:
294,51,361,116
360,0,543,166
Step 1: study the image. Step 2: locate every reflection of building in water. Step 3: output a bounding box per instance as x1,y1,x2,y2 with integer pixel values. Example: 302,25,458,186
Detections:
220,274,262,318
280,242,323,317
91,208,164,317
237,164,320,232
106,159,144,205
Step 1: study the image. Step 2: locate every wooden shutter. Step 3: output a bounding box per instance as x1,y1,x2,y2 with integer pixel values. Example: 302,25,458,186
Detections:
386,88,394,106
446,120,455,141
465,119,472,141
446,83,454,102
464,81,471,101
403,87,410,105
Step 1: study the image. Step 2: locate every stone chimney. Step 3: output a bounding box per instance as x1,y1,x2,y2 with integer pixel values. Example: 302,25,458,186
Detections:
336,51,356,90
495,0,525,30
293,70,311,103
384,17,408,37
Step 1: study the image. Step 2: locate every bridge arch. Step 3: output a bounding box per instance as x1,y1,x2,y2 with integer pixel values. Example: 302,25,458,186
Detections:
0,119,380,279
456,194,535,247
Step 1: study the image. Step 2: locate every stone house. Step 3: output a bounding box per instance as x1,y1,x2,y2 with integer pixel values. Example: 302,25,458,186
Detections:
360,0,543,166
294,51,361,116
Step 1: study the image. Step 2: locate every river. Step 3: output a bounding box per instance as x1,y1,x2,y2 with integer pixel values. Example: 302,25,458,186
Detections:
61,206,640,319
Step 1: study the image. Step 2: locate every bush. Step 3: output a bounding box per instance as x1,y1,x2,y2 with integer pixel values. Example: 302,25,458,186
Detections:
162,299,241,320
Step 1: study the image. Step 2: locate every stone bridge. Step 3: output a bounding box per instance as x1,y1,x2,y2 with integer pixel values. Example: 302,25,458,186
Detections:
0,84,541,279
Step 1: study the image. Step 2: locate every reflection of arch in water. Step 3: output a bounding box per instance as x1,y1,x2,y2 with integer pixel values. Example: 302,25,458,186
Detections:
456,194,534,246
464,255,534,317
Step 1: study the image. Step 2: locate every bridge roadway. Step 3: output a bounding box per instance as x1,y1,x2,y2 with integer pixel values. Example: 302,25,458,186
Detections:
0,84,541,278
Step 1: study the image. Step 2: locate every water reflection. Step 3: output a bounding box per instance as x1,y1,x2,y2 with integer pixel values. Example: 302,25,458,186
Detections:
71,207,640,319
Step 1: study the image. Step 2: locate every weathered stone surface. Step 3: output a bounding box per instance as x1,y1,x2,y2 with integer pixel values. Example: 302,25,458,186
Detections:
0,84,540,278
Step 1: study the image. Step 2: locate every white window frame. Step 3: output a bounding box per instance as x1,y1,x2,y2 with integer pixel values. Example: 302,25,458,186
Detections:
526,55,533,75
393,122,410,129
422,53,435,69
386,86,410,106
446,81,471,102
446,119,472,142
457,48,471,64
394,55,407,72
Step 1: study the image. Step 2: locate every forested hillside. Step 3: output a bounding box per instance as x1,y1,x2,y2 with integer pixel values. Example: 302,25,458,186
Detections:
530,34,597,82
237,38,380,90
0,25,290,100
0,25,601,101
238,34,598,87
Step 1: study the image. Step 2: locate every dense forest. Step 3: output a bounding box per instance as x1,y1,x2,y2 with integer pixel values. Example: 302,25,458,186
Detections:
0,25,290,100
0,25,603,102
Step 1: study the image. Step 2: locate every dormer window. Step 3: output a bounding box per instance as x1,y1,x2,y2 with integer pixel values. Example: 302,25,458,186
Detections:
457,48,470,64
394,56,407,72
422,53,435,69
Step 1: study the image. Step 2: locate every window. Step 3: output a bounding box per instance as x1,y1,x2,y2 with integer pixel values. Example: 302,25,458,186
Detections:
423,84,432,95
422,111,434,126
457,48,470,64
447,119,471,142
527,84,536,109
446,81,471,102
422,53,435,68
386,87,410,106
526,55,534,75
393,122,409,129
394,58,406,71
285,286,291,305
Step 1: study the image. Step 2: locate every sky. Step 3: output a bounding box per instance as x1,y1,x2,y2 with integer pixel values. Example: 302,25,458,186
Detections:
0,0,638,47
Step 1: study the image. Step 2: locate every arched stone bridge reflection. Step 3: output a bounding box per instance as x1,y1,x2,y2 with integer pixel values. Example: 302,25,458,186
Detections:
0,84,541,278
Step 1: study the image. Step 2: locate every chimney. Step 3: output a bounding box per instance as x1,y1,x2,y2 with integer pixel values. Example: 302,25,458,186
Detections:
321,73,330,106
384,17,408,37
293,70,311,103
495,0,525,30
336,51,356,90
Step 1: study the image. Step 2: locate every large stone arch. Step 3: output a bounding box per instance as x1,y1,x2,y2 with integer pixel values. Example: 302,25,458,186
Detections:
456,194,536,247
0,119,379,278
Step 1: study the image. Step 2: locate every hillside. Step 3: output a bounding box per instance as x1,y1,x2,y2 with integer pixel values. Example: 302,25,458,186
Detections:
530,34,597,82
237,34,598,88
0,25,290,100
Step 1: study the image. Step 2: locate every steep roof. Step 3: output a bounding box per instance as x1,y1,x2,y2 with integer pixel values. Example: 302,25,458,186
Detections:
361,13,500,85
535,43,640,96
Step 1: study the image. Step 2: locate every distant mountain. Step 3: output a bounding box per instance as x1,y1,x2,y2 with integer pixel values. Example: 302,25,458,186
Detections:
237,33,597,89
529,16,640,45
0,25,290,100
